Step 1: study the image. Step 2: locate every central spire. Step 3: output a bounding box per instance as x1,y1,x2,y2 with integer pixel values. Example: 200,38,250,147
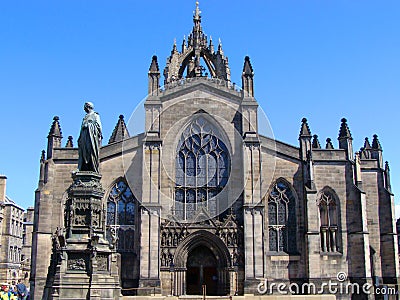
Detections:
194,1,201,22
189,1,207,77
162,2,231,84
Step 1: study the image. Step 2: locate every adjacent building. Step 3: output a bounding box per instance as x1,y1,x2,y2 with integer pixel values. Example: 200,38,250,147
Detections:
0,176,25,283
30,3,399,299
21,207,34,282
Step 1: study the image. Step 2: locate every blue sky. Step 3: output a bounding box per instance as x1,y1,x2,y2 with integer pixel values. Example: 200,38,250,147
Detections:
0,1,399,213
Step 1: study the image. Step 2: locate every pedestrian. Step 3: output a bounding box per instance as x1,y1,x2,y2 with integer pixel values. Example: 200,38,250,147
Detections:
0,284,17,300
16,280,27,300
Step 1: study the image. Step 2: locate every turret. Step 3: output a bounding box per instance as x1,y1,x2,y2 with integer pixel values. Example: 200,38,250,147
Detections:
299,118,314,188
371,134,383,168
242,56,254,98
148,55,160,96
299,118,312,161
47,116,62,159
338,118,353,160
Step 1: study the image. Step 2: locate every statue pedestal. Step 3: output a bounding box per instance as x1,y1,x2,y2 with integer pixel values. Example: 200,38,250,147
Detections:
50,171,121,300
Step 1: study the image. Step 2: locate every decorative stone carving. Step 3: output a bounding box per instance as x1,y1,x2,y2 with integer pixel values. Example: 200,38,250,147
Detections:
67,256,88,271
160,209,244,269
97,254,109,271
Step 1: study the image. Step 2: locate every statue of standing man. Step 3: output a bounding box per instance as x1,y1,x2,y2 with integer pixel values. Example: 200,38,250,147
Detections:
78,102,102,173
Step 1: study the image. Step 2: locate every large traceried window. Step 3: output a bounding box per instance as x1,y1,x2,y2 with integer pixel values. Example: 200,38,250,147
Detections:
106,180,136,252
268,181,297,253
318,189,339,252
175,116,230,221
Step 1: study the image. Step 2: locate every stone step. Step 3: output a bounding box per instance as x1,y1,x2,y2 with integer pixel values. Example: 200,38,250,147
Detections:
122,296,232,300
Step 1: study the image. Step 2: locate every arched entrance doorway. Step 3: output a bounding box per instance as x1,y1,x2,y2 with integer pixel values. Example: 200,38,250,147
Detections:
186,245,218,295
173,230,231,296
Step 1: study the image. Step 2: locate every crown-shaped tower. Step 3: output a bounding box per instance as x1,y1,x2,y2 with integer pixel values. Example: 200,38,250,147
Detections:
163,2,231,84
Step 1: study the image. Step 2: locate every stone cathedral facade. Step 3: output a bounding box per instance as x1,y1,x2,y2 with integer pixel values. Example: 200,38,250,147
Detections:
30,4,399,299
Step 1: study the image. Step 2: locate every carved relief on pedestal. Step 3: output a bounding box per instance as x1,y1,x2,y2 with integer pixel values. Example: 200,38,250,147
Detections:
96,254,109,271
67,254,89,271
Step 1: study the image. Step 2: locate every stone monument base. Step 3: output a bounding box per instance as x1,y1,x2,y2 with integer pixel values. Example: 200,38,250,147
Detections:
50,171,122,299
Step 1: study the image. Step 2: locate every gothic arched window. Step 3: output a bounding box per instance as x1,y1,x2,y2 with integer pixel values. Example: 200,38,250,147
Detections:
268,181,297,253
318,190,339,252
106,180,137,252
175,116,230,221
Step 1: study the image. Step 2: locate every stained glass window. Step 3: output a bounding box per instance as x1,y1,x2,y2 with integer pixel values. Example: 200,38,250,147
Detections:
267,180,297,253
318,190,339,252
106,179,137,252
175,117,230,221
269,229,277,251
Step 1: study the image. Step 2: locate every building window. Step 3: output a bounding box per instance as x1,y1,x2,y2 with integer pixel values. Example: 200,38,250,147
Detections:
106,180,136,252
174,116,230,221
318,190,339,252
268,181,297,253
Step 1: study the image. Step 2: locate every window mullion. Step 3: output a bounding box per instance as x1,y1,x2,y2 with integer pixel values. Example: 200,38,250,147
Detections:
195,153,198,214
206,151,209,209
184,154,187,220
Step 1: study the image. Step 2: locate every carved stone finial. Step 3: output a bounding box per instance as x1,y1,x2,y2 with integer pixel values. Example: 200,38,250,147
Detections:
339,117,352,139
194,1,201,20
149,55,159,73
65,136,73,148
243,56,254,76
108,114,130,144
312,134,321,149
326,138,334,149
48,116,62,138
372,134,382,150
364,137,371,149
299,118,312,137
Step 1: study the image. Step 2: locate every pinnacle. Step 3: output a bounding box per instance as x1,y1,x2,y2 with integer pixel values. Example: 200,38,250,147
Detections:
326,138,334,149
108,114,130,144
299,118,312,137
149,55,159,73
312,134,321,149
65,136,73,148
338,117,352,139
194,1,201,21
243,56,254,76
372,134,382,150
48,115,62,138
364,137,371,149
